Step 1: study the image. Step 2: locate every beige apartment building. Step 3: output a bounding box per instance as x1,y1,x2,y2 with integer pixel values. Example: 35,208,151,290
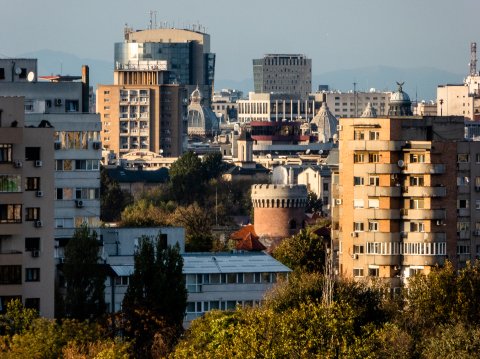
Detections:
333,84,480,288
437,74,480,120
0,97,55,317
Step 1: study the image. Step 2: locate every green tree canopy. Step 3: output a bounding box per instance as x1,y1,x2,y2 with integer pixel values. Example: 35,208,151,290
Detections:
63,225,106,321
100,167,133,222
168,151,205,204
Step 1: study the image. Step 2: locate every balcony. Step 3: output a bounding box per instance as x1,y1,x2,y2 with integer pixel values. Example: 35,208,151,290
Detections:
401,208,446,220
362,186,402,197
402,255,446,267
404,186,446,197
457,208,470,217
402,163,446,174
350,140,404,151
363,254,402,267
457,186,470,194
363,232,401,241
405,232,446,241
353,208,401,220
353,164,401,175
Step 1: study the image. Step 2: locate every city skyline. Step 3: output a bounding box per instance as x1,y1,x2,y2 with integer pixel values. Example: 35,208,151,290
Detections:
1,0,478,96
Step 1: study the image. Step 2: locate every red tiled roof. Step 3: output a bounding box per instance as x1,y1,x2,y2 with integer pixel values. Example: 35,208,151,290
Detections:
230,225,266,251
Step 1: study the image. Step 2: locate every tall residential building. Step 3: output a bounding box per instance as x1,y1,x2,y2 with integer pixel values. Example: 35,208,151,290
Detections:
116,26,215,102
333,84,480,289
253,54,312,99
0,97,55,317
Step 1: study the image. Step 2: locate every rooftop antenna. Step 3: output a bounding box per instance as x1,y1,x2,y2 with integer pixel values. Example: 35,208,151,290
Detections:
353,81,357,117
470,42,477,76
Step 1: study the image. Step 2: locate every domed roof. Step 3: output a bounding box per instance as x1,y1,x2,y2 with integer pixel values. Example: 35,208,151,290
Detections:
190,86,202,104
361,102,377,118
388,82,413,116
310,102,338,143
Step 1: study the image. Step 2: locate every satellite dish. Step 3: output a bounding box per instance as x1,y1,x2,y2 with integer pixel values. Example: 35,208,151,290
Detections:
397,160,405,168
14,67,22,75
318,150,323,154
27,72,35,82
305,149,311,155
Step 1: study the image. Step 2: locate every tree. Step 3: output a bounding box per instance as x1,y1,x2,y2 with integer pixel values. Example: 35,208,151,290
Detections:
63,225,106,321
122,235,186,357
100,167,133,222
120,198,170,227
201,152,228,181
168,151,205,204
169,202,214,251
306,191,323,214
273,227,327,273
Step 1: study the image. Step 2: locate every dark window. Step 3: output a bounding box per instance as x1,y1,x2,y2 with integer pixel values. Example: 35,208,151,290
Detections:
25,208,40,221
75,160,86,170
24,298,40,311
25,177,40,191
289,219,297,229
25,237,40,251
19,68,27,79
0,144,13,162
25,268,40,282
56,188,63,200
0,68,5,80
159,234,168,249
25,147,40,161
0,204,22,223
0,265,22,284
65,100,79,112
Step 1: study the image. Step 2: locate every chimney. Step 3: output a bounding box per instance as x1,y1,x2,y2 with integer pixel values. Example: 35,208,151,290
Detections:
81,65,89,113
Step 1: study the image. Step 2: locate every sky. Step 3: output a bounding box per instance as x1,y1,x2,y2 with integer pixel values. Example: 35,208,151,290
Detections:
1,0,479,84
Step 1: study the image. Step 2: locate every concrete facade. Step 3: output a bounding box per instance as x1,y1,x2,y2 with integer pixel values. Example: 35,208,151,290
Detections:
0,97,55,317
322,90,391,118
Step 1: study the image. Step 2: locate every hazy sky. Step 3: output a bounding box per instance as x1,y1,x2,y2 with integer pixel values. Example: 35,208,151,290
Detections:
1,0,478,81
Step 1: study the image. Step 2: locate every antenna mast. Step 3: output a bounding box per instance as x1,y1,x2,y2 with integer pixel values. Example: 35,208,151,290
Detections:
470,42,477,76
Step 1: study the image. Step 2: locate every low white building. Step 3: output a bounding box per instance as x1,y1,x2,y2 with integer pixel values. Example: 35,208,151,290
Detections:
297,165,332,214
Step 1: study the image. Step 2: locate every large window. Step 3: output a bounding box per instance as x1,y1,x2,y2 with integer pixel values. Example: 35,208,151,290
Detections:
25,147,40,161
25,237,40,252
0,175,21,192
354,177,364,186
75,160,100,171
368,152,380,163
410,176,424,186
369,176,379,186
410,153,425,163
0,144,12,162
25,268,40,282
0,204,21,223
25,177,40,191
354,222,364,232
0,265,21,284
25,208,40,221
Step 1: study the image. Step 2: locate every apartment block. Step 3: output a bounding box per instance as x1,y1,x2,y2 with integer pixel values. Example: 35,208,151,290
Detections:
322,90,391,118
0,97,55,317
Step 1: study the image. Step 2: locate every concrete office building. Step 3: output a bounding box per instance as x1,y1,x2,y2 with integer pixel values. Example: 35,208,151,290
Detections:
322,90,391,118
0,59,102,259
0,97,55,317
253,54,311,99
333,83,480,289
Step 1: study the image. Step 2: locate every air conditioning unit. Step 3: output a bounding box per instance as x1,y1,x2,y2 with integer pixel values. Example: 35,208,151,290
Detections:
336,125,343,131
351,232,358,238
31,250,39,258
54,98,62,106
75,200,84,208
35,191,43,197
92,141,101,150
335,199,342,205
13,160,22,168
351,254,358,259
436,220,444,226
34,160,43,167
34,220,43,228
54,141,61,150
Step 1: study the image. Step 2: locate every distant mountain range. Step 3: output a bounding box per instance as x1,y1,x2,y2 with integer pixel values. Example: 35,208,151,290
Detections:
19,50,465,101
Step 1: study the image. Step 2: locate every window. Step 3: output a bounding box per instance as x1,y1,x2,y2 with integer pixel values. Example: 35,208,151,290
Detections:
353,245,364,254
476,200,480,210
409,153,425,163
476,153,480,163
354,199,364,208
368,199,380,208
25,208,40,221
458,199,469,209
323,183,329,191
75,160,100,171
0,266,21,284
368,267,379,277
0,175,21,192
410,176,424,186
354,222,364,232
114,276,129,286
457,154,470,163
354,131,365,140
0,144,13,162
354,153,365,163
25,147,40,161
369,221,379,231
457,176,470,186
55,218,74,228
0,68,4,80
410,221,425,232
369,176,379,186
369,131,380,140
19,68,27,79
56,160,73,171
25,268,40,282
25,237,40,252
0,204,22,223
410,199,425,209
65,100,79,112
368,153,380,163
457,245,470,255
353,268,364,277
75,188,100,200
25,177,40,191
24,298,40,311
354,177,364,185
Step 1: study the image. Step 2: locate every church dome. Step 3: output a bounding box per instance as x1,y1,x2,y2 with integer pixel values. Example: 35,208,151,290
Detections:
310,102,338,142
388,82,412,116
361,102,377,118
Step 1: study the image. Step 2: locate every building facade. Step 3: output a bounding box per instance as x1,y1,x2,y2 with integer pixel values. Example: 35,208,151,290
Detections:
253,54,311,99
322,90,391,118
0,97,55,317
